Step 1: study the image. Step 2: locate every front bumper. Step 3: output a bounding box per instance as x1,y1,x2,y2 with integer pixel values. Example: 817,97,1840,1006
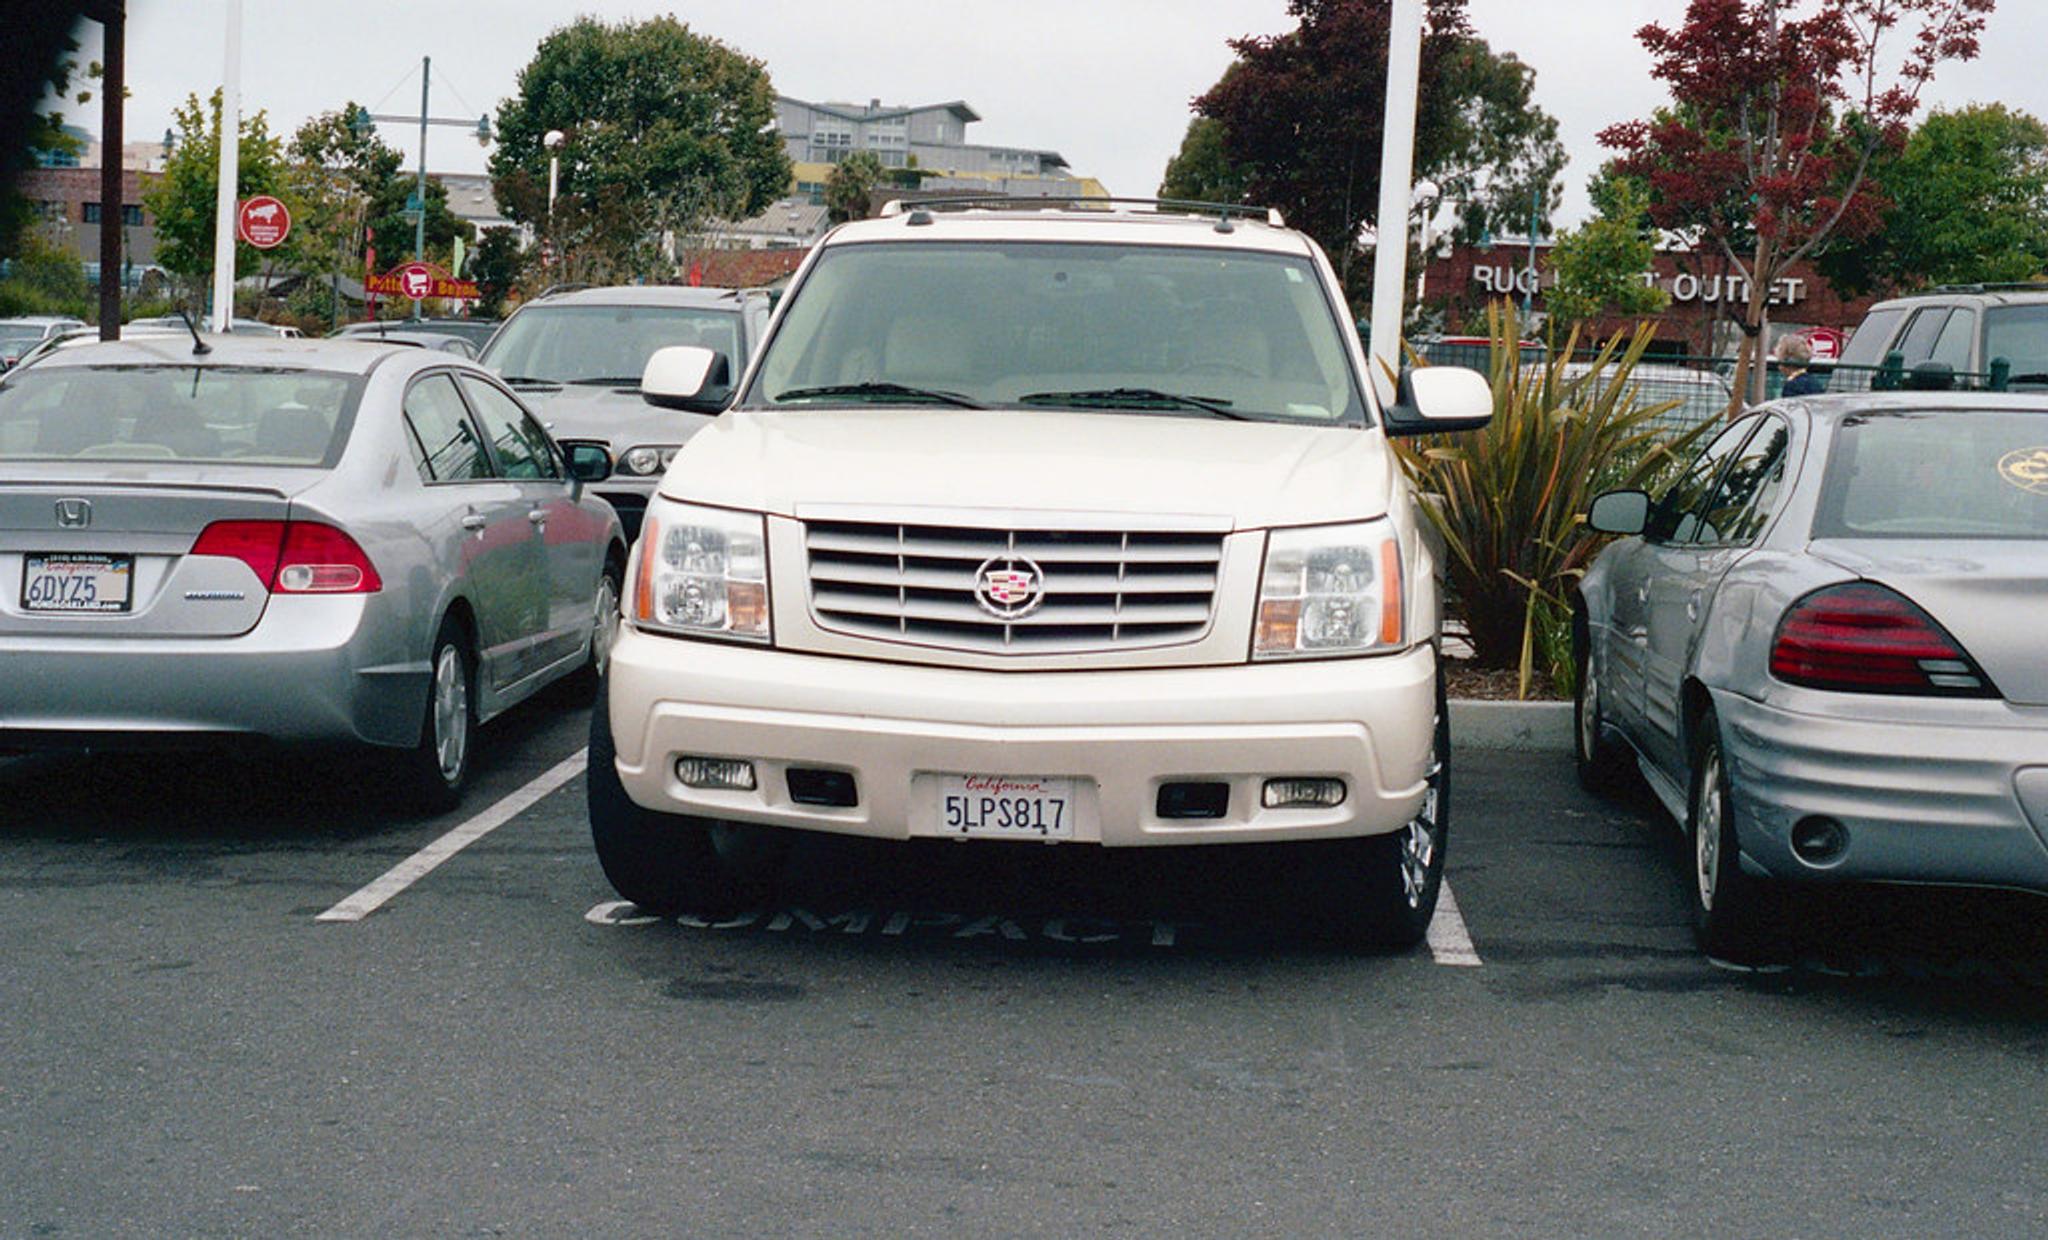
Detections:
606,627,1439,846
0,595,425,750
1716,688,2048,892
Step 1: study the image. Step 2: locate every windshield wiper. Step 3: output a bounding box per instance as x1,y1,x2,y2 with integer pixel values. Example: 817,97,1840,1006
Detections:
565,376,642,386
775,382,986,409
1017,387,1251,420
498,375,564,387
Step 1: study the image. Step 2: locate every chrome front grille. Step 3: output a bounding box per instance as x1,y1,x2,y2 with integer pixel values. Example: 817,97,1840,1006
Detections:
803,518,1225,654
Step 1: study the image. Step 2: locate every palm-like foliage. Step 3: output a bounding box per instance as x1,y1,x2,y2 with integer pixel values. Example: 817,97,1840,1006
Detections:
1393,303,1713,696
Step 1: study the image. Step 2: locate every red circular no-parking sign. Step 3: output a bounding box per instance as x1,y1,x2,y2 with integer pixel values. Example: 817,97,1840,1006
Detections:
236,195,291,249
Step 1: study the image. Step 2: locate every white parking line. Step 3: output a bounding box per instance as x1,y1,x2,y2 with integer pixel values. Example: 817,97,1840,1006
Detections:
316,750,587,923
1427,880,1482,966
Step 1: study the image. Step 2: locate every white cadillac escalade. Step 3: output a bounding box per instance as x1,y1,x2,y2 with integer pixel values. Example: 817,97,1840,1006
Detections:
588,200,1492,947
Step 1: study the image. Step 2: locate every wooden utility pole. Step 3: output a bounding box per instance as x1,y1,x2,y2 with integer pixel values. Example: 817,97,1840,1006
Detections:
86,0,125,338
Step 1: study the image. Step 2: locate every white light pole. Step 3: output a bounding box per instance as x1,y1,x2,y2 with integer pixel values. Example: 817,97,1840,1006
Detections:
1411,178,1441,304
208,0,242,333
544,129,564,223
1367,0,1425,403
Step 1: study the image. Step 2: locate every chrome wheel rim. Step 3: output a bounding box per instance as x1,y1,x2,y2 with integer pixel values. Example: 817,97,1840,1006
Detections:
432,644,469,782
1399,722,1444,908
591,572,621,677
1694,746,1722,913
1578,658,1600,760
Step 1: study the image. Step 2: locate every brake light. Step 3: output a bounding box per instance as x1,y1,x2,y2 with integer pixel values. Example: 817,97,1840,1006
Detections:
190,520,381,594
1770,582,1993,696
189,520,287,586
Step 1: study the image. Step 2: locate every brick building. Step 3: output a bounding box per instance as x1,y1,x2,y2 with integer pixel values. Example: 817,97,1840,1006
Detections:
12,164,163,287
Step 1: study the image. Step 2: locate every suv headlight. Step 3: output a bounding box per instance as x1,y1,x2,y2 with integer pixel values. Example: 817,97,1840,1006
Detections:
632,500,769,643
617,444,681,476
1253,519,1404,659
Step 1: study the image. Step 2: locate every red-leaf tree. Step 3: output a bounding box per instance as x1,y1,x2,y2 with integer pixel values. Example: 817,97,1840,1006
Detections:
1600,0,1993,408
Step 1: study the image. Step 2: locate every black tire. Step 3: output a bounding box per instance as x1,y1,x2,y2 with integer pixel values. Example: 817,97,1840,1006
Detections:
586,678,783,916
1686,706,1782,962
564,555,624,702
1573,625,1635,796
1307,665,1451,950
399,616,476,814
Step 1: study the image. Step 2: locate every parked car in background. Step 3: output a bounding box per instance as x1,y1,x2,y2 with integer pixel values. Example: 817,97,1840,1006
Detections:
0,317,88,371
588,199,1495,948
126,315,302,338
0,334,627,810
1833,285,2048,391
477,285,772,538
327,323,478,358
1575,393,2048,960
7,323,188,372
1539,359,1737,433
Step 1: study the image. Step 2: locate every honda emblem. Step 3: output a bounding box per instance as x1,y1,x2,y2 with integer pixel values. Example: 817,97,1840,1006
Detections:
54,498,91,528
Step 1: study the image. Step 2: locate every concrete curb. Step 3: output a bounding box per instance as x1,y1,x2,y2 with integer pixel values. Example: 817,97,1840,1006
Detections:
1450,698,1572,753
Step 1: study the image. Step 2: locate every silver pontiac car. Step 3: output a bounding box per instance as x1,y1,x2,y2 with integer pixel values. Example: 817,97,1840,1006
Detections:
0,334,627,810
1576,394,2048,959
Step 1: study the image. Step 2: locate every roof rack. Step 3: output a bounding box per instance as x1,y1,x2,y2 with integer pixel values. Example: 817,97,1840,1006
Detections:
876,195,1285,231
1922,282,2048,294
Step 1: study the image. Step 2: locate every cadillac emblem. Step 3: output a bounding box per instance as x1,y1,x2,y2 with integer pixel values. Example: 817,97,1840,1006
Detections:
973,556,1046,619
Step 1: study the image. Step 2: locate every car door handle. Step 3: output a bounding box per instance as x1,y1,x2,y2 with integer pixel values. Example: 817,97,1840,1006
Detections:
1687,589,1701,621
460,513,488,531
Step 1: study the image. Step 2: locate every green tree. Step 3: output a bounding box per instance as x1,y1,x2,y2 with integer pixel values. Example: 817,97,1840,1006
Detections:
469,225,525,317
2,26,86,259
1157,117,1251,204
284,103,400,285
143,90,292,289
1544,180,1670,338
824,151,885,224
1193,0,1565,290
1818,103,2048,297
488,15,791,275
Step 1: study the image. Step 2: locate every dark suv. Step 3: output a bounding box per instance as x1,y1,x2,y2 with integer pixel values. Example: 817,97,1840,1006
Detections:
478,285,772,537
1834,286,2048,391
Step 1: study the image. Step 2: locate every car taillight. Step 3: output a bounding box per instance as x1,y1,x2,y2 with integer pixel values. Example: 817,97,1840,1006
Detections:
1770,582,1994,697
190,520,381,594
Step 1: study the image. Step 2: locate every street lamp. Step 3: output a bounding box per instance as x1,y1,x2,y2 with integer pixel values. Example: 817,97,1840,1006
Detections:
1411,178,1441,304
544,129,564,223
347,57,493,318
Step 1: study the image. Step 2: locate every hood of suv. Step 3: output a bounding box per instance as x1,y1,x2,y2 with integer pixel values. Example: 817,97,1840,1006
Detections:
661,407,1394,528
515,383,718,451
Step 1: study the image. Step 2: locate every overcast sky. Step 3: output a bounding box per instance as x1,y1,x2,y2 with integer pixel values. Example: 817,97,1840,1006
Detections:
46,0,2048,229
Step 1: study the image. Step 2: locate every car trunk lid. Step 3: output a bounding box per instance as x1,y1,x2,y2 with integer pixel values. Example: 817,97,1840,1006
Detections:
0,477,298,638
1809,538,2048,705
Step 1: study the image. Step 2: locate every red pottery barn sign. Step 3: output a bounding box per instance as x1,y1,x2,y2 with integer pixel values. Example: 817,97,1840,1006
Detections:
365,261,480,302
236,196,290,249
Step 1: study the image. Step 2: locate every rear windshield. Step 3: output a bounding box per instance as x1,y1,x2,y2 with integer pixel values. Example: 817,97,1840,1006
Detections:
0,365,360,465
480,304,741,384
742,241,1366,425
1982,306,2048,384
1815,410,2048,539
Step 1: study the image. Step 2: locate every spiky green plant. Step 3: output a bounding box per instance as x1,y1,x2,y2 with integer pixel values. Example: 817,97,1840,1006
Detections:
1394,303,1714,697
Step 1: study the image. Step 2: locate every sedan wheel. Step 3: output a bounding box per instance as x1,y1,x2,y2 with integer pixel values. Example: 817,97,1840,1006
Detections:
1573,633,1633,795
397,618,476,814
1686,706,1781,962
566,560,624,701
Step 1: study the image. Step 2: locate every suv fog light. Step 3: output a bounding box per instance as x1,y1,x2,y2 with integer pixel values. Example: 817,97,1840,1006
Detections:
1262,778,1346,809
675,756,756,791
1790,815,1848,866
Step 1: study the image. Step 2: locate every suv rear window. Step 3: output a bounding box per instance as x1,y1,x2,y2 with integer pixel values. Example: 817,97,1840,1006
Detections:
744,241,1366,425
1815,410,2048,538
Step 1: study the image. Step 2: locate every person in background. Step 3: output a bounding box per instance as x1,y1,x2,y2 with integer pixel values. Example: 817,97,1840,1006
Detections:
1777,334,1826,397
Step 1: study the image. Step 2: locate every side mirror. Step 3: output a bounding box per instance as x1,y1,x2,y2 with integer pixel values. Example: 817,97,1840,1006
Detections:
1381,365,1493,436
1587,489,1650,535
641,344,732,414
564,442,612,482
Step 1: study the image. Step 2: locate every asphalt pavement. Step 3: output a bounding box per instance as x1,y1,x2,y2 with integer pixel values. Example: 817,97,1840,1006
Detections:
4,691,2047,1237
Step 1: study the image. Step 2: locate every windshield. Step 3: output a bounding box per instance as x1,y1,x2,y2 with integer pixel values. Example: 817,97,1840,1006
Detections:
743,241,1366,424
0,365,360,465
480,304,741,384
1982,306,2048,382
1816,410,2048,539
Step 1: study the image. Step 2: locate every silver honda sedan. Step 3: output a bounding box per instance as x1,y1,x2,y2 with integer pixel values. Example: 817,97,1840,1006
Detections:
1575,394,2048,959
0,335,627,811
